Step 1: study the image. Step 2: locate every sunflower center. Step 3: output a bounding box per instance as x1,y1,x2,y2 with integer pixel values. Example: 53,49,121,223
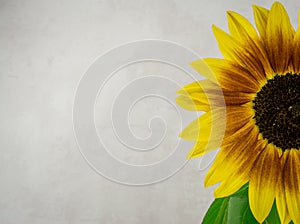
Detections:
252,73,300,151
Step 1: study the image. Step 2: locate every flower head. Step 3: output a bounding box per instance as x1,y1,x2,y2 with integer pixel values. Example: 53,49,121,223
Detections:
176,2,300,223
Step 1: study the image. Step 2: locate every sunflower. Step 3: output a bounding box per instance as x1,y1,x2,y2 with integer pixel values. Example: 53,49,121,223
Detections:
176,2,300,224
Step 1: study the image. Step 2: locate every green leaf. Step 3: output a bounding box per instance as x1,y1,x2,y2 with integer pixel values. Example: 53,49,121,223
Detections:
231,183,248,197
263,202,294,224
202,183,294,224
227,196,250,223
202,197,229,224
241,205,259,224
202,183,257,224
263,202,281,224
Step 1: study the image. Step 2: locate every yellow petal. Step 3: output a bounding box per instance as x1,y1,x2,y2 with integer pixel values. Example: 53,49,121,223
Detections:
221,104,255,142
177,80,214,96
202,58,260,92
227,11,258,41
223,105,254,137
177,80,220,107
276,151,292,224
222,91,254,106
226,10,273,78
253,5,269,39
178,79,254,107
179,112,210,141
189,59,218,83
205,125,262,187
214,172,248,198
211,25,271,81
179,109,226,141
175,95,210,112
212,25,244,61
284,149,300,224
187,140,219,158
182,109,226,158
266,2,294,74
176,81,210,105
186,142,207,158
213,140,265,198
292,10,300,73
249,144,281,223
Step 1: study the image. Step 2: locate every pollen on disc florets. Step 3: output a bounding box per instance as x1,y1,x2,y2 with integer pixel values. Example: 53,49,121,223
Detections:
252,73,300,151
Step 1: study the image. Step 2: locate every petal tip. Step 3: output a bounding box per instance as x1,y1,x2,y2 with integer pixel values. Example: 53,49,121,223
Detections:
270,1,286,13
175,89,182,94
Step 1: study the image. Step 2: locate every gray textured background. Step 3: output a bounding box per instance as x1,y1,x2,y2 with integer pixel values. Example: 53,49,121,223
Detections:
1,0,299,223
